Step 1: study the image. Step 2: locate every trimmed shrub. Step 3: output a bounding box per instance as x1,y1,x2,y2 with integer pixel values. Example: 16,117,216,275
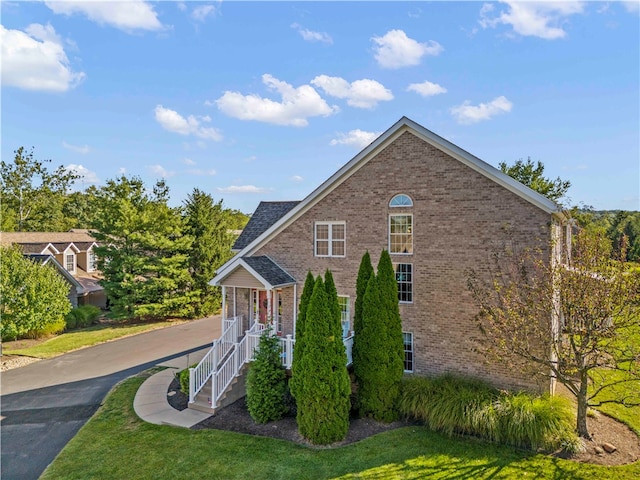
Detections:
65,310,80,330
352,251,373,375
290,270,315,401
295,275,350,445
398,375,579,452
65,305,101,330
246,334,288,423
179,364,197,395
25,318,67,339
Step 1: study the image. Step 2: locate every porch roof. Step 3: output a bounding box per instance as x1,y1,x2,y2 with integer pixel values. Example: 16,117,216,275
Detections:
211,255,296,290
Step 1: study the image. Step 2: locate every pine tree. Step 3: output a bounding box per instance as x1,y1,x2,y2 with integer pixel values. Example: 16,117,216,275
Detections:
246,334,287,423
290,271,315,400
296,275,350,445
352,251,373,384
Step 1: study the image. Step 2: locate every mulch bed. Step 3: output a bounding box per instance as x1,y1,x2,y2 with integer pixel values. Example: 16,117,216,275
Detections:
166,377,640,463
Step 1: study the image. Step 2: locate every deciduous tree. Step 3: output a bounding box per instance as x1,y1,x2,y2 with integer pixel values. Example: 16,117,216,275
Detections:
468,229,640,439
499,158,570,203
0,246,72,340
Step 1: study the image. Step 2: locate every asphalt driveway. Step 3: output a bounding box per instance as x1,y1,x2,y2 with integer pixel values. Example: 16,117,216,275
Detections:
0,315,221,480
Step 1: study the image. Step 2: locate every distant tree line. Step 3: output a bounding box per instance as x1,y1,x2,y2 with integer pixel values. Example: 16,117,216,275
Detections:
1,146,250,325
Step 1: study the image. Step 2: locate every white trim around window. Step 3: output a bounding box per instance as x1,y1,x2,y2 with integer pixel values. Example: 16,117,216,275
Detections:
389,214,413,255
65,252,76,273
403,332,414,373
314,221,346,257
394,263,413,304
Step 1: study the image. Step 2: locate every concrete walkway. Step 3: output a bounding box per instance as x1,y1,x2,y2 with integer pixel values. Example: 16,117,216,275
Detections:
133,349,212,428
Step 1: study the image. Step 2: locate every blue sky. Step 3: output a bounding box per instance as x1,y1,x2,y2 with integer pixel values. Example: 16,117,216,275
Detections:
2,1,639,214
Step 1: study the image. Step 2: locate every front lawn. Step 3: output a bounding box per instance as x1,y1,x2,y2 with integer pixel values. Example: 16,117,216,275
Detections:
41,372,640,480
3,320,187,359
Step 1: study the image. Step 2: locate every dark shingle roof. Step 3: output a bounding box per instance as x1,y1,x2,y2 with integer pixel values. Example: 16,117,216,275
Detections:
233,201,300,250
243,256,296,287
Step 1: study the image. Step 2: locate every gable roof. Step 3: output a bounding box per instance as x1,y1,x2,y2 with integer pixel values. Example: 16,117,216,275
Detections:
216,117,564,277
211,255,296,289
233,201,300,250
25,254,85,294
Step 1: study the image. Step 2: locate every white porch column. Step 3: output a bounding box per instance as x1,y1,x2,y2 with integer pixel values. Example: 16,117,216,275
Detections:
267,288,273,333
221,285,226,320
233,287,237,317
293,283,297,339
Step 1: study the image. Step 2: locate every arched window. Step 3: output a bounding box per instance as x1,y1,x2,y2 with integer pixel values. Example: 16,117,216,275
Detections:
389,194,413,207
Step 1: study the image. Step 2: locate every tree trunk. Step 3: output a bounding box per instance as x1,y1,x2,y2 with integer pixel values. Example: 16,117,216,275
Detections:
576,370,591,439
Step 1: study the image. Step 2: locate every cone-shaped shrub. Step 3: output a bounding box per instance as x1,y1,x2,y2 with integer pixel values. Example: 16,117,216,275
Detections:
246,334,287,423
295,275,350,444
353,251,373,374
290,270,315,400
354,251,404,422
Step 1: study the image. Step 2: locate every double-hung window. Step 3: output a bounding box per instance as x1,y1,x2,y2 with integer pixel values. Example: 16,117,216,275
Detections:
88,250,97,271
314,222,345,257
403,332,414,372
65,253,75,272
394,263,413,303
389,214,413,254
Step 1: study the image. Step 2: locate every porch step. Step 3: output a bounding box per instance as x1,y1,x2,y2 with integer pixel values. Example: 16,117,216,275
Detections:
188,366,248,415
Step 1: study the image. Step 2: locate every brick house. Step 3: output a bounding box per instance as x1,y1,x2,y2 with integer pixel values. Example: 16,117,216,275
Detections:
0,230,107,309
199,117,569,410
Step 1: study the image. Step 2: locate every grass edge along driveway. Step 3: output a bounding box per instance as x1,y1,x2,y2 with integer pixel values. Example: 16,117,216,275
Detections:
41,372,640,480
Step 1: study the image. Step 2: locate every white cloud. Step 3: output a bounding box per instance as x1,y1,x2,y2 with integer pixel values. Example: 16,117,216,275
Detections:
192,4,217,22
45,1,163,33
187,168,217,176
177,2,187,12
217,185,272,194
147,164,175,178
65,164,99,183
154,105,223,141
216,74,339,127
623,1,640,13
0,24,85,92
407,81,447,97
62,141,90,154
310,75,393,109
450,96,513,124
479,1,585,40
290,175,304,182
118,167,127,175
182,158,196,166
330,129,380,149
371,29,443,69
291,23,333,44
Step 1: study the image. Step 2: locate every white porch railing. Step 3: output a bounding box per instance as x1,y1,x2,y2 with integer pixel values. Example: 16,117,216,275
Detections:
189,314,244,404
190,317,354,409
278,334,354,369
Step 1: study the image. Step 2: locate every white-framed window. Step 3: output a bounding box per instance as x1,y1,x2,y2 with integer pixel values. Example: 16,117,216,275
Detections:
314,221,346,257
88,249,97,271
394,263,413,303
275,290,283,334
389,214,413,254
65,253,76,272
403,332,414,372
390,194,413,207
338,295,350,338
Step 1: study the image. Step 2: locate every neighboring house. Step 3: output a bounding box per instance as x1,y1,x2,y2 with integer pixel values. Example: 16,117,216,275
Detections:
202,117,570,411
25,254,85,308
0,230,107,309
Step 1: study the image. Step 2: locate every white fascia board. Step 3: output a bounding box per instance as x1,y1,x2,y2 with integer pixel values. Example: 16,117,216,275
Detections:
211,259,272,290
42,243,60,255
64,243,81,254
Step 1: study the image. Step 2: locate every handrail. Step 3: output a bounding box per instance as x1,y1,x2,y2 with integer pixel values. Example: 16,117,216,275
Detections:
189,314,243,404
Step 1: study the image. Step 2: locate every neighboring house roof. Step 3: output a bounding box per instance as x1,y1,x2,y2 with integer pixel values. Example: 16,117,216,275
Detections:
216,116,564,279
0,231,97,246
233,201,300,250
25,254,85,294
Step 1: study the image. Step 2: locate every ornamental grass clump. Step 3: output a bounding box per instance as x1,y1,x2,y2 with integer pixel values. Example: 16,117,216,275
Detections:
399,375,579,452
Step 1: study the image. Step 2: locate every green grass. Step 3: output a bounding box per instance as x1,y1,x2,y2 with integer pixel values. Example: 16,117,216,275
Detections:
41,373,640,480
3,320,185,359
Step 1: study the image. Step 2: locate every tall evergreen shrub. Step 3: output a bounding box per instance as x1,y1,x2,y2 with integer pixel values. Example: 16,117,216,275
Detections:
290,270,315,400
246,334,287,423
352,251,373,388
295,275,350,444
354,250,404,422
